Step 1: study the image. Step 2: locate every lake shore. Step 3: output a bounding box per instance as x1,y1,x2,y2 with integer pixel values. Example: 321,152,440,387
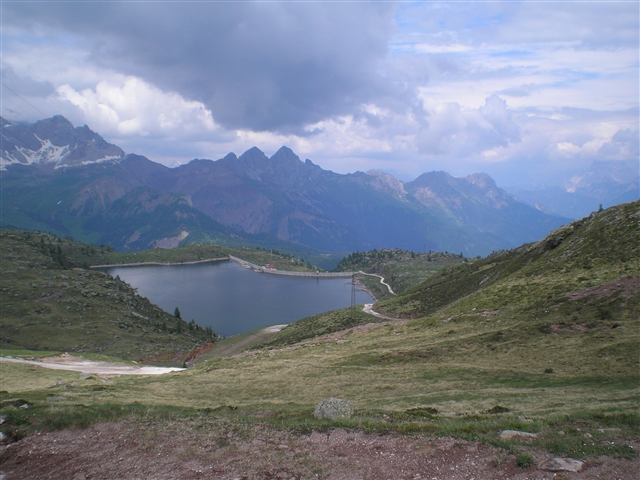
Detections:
228,255,353,278
89,257,229,269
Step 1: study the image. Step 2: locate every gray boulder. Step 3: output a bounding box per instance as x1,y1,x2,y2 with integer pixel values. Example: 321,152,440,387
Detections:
538,458,584,472
313,398,354,420
500,430,538,441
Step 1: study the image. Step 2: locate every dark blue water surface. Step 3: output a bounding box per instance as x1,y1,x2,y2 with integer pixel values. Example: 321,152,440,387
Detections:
106,260,373,337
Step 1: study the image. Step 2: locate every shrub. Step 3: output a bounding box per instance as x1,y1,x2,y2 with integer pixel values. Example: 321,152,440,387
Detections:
516,452,534,468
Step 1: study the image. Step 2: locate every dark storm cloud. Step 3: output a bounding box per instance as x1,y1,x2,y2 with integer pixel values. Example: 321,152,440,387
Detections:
6,1,397,132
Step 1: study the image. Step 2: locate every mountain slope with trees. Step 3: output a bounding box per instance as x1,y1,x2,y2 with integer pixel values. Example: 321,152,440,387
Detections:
0,230,218,361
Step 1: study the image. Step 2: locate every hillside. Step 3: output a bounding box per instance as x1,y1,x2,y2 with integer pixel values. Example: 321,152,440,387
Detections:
0,230,219,361
1,203,638,476
334,248,468,299
376,200,639,319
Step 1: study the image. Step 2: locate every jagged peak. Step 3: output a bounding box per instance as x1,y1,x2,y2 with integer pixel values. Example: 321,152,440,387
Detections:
37,114,75,130
242,146,266,157
270,145,302,165
1,114,124,169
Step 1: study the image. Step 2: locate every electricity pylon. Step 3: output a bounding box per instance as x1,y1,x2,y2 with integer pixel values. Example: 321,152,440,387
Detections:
350,273,357,319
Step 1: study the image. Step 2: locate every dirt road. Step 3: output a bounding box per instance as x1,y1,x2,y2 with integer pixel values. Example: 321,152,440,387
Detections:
362,303,401,320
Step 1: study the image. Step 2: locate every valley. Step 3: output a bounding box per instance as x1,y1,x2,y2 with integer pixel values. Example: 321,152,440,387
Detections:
3,3,639,476
1,201,638,478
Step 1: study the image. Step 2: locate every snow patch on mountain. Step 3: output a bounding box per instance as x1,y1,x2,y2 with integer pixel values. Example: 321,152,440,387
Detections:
1,115,125,170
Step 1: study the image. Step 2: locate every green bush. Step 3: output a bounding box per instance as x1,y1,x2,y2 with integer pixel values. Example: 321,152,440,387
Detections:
516,452,534,468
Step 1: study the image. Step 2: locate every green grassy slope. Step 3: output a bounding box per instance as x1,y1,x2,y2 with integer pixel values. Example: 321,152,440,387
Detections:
0,230,218,361
1,203,638,461
334,248,468,298
376,201,639,318
15,232,321,273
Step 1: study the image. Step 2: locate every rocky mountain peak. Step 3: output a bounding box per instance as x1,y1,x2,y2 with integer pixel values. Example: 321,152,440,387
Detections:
1,115,125,169
230,146,269,179
366,170,407,198
465,172,497,190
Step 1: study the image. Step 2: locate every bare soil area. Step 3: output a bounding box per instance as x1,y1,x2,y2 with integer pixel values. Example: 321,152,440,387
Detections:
566,277,640,300
1,420,637,479
0,355,183,375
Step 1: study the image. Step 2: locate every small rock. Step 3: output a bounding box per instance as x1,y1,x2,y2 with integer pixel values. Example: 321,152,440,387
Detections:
0,415,6,424
0,432,6,443
1,398,28,408
336,339,350,344
79,373,93,380
19,404,28,409
57,379,67,385
538,457,584,472
500,430,538,441
313,398,354,420
597,428,621,433
584,432,593,438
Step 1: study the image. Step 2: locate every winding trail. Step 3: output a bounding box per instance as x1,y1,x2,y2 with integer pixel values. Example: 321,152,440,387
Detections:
357,271,396,295
362,303,401,321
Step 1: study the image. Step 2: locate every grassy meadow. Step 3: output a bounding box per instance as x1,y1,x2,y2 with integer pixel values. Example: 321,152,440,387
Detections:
1,201,639,461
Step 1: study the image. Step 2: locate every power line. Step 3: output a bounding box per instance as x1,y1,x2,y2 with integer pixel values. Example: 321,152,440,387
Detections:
1,82,50,119
0,83,122,168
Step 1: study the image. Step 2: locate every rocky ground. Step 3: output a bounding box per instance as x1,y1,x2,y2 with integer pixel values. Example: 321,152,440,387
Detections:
1,420,638,479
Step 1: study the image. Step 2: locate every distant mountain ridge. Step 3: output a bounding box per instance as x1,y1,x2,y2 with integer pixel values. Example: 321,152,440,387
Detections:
507,161,639,219
1,115,572,257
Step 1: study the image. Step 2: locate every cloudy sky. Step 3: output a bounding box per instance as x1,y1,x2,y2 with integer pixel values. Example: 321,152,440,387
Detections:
2,1,638,187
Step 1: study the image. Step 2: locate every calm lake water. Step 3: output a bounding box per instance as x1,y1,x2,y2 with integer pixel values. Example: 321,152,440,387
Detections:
106,260,373,337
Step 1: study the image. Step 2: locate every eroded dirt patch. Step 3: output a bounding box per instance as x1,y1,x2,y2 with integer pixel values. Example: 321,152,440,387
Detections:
1,420,638,479
565,277,640,301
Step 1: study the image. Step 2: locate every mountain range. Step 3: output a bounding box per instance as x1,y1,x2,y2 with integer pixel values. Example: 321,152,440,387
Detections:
2,115,576,258
506,161,638,220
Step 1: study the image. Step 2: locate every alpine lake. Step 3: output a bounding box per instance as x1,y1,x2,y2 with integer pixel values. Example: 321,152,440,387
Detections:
105,260,373,337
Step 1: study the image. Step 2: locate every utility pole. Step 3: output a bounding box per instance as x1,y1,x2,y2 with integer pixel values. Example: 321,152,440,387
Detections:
350,273,357,319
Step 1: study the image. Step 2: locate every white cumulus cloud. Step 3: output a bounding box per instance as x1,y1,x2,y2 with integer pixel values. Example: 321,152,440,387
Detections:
56,76,217,139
